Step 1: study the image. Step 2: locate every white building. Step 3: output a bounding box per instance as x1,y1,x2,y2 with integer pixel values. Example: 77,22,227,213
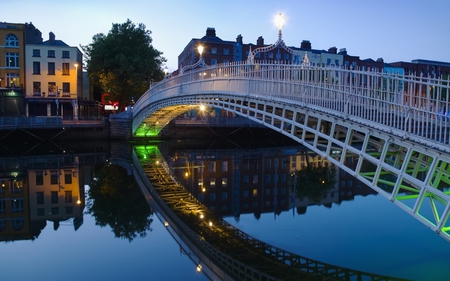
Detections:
24,32,82,119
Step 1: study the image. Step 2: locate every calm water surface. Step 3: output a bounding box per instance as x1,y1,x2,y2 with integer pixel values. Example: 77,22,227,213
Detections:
1,139,449,281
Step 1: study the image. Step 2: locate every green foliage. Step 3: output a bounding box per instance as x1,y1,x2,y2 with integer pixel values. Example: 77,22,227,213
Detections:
291,161,337,204
86,163,153,242
81,19,166,107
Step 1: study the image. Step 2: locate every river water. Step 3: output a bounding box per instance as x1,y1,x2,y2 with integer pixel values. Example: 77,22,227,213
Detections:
1,138,449,281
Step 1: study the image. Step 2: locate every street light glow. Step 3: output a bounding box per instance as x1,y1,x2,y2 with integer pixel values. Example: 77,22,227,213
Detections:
274,13,286,30
197,45,204,56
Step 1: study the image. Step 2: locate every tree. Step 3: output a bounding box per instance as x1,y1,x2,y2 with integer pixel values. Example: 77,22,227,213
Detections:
86,162,153,242
291,154,337,204
82,19,166,108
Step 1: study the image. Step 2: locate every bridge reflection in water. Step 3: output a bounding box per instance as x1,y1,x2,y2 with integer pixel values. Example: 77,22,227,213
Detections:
132,143,410,281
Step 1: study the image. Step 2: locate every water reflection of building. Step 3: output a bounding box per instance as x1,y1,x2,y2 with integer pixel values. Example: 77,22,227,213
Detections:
167,145,378,219
0,170,31,241
28,158,83,231
0,152,100,242
170,147,294,219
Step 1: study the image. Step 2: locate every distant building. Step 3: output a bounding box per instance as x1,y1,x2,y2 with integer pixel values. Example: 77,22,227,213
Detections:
0,22,30,116
388,59,450,77
24,31,83,119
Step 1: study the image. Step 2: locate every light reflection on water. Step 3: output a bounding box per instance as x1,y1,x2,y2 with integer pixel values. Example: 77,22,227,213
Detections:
1,139,450,281
1,199,209,281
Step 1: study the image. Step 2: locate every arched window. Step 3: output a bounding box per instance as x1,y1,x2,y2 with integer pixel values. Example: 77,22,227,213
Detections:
11,217,24,231
5,34,19,47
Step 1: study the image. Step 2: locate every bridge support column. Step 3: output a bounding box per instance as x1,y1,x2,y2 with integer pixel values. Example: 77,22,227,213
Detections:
109,107,132,140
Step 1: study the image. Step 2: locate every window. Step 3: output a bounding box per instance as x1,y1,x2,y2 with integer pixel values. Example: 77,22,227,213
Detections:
33,49,40,57
48,82,56,96
327,58,331,65
62,51,70,58
210,193,216,201
209,162,216,172
62,63,70,75
223,48,229,55
36,192,44,204
283,53,289,60
5,34,19,46
65,207,73,214
222,192,227,201
11,199,23,213
252,175,258,184
265,159,271,169
6,53,19,67
198,178,203,188
253,159,258,169
33,62,40,74
11,218,24,230
210,178,216,187
243,190,249,198
36,171,44,185
211,59,217,65
243,175,249,184
268,53,274,59
265,189,271,196
252,189,258,197
37,208,45,216
223,60,229,64
51,191,58,203
221,178,227,187
50,170,58,184
198,194,204,202
51,207,59,215
48,50,55,58
0,200,5,214
62,82,70,95
211,47,217,54
65,191,72,203
265,174,271,183
64,171,72,184
48,62,55,75
222,161,228,172
281,173,286,182
6,73,19,87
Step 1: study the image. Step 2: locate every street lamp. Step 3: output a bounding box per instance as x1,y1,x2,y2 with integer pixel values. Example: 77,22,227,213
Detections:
74,63,79,121
164,66,169,77
247,13,305,64
274,13,286,38
180,43,207,73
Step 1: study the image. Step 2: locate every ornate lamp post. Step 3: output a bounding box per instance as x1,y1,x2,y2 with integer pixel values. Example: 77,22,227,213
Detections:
247,13,309,65
181,44,207,73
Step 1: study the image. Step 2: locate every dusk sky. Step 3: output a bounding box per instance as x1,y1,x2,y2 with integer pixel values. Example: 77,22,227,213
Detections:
3,0,449,71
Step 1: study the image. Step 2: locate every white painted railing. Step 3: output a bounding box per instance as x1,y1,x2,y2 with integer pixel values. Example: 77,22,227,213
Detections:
133,61,450,147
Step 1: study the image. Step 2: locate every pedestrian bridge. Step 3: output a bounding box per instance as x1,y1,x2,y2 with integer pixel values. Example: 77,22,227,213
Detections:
125,61,450,242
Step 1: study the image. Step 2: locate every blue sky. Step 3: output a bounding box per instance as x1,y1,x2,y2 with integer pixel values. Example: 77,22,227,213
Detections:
3,0,449,71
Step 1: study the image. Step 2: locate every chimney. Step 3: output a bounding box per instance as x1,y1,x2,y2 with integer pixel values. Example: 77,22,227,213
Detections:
257,36,264,46
49,32,55,45
300,40,311,50
206,27,216,37
236,34,243,44
338,48,347,55
376,57,384,63
328,46,337,54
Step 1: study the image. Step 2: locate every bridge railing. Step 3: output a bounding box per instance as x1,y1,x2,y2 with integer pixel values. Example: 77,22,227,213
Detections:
134,61,450,147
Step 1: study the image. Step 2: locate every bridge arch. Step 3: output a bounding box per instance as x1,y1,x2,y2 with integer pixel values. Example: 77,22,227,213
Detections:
129,61,450,242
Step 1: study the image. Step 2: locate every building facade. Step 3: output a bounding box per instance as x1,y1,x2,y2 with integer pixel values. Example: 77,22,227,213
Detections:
0,22,27,116
25,32,83,119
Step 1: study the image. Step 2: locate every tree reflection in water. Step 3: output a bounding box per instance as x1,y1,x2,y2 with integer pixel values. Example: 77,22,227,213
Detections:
86,162,153,242
292,160,337,204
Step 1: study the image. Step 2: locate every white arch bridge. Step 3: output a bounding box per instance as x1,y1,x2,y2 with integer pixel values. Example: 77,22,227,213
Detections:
121,61,450,242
